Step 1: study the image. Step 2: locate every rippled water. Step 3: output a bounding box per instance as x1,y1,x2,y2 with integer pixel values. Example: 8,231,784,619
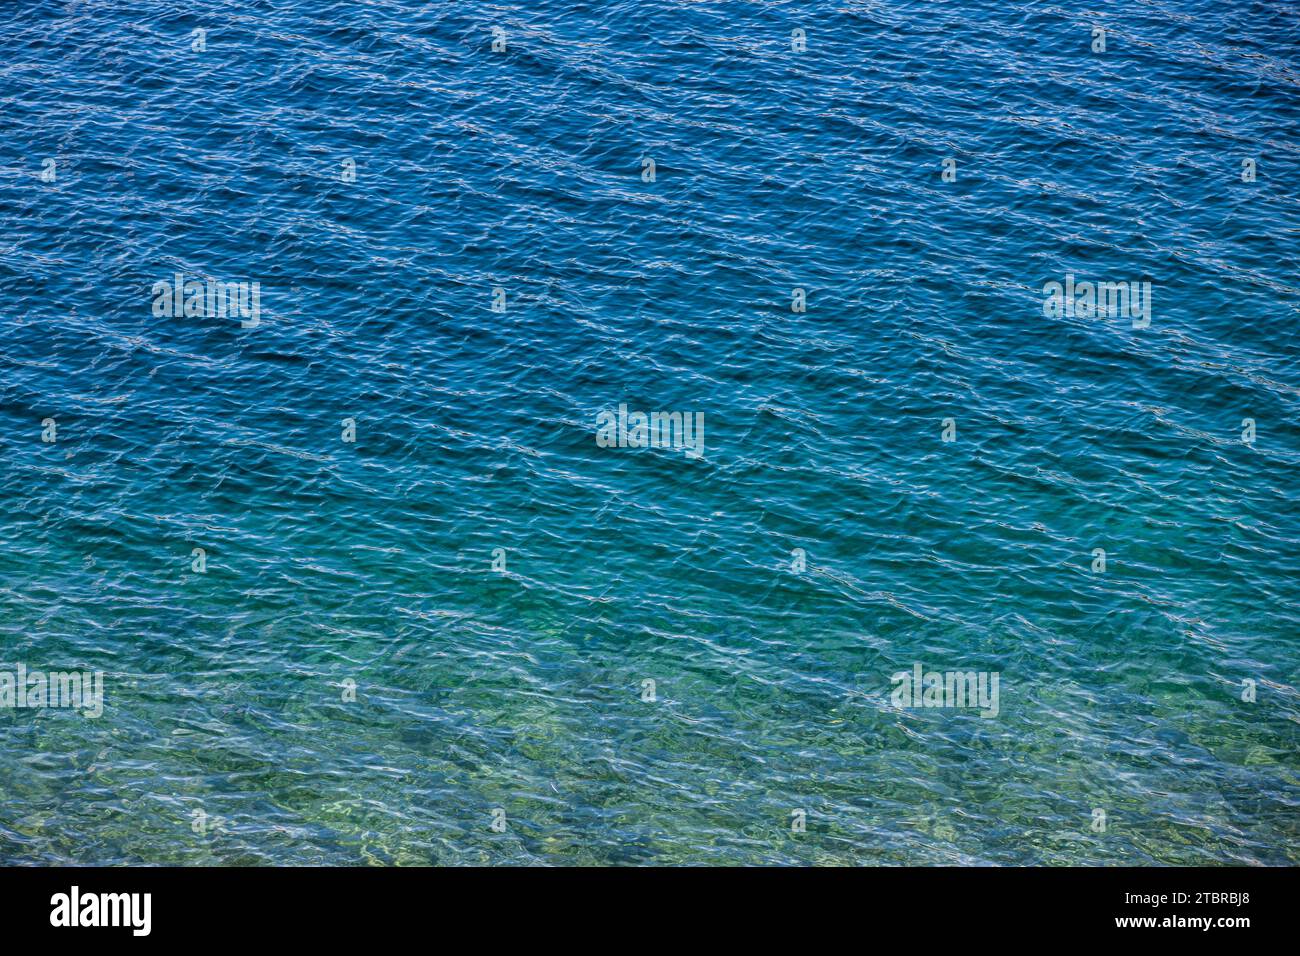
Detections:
1,0,1297,865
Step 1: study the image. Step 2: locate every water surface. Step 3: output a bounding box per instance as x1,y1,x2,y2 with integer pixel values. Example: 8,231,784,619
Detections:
0,0,1297,864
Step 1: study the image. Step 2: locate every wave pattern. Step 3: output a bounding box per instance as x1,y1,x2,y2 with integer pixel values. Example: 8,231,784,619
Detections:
0,0,1297,864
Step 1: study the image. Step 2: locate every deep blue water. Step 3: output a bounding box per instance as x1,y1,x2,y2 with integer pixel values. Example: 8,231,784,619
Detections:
1,0,1297,865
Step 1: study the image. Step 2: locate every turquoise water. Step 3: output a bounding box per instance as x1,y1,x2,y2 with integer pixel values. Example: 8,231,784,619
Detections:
1,0,1297,865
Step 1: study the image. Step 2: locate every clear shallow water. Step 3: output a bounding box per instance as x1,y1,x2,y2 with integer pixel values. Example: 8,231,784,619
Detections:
1,0,1297,865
